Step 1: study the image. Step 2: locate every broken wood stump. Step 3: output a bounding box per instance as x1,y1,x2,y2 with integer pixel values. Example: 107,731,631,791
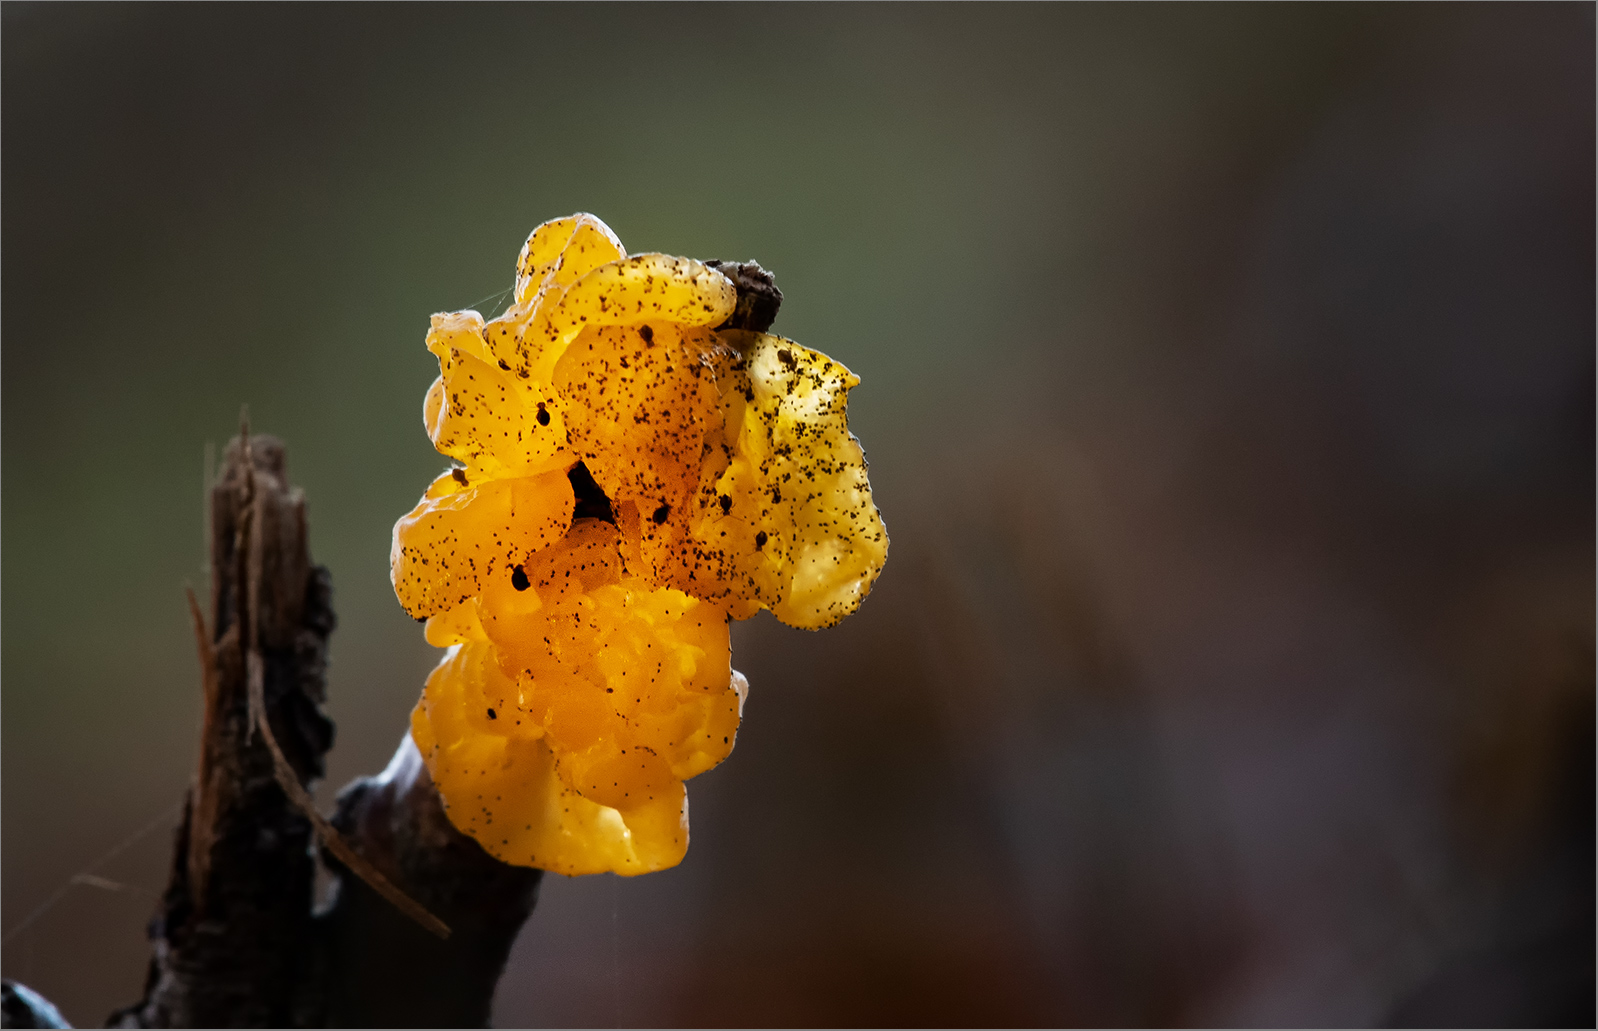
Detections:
100,433,542,1028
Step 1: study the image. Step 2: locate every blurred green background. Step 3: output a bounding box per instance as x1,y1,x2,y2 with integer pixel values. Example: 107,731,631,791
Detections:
4,4,1592,1026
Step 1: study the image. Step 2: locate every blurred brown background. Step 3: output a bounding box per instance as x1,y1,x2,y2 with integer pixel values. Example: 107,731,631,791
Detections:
3,3,1592,1027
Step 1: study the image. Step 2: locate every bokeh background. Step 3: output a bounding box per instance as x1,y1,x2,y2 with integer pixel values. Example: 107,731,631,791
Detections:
4,4,1592,1027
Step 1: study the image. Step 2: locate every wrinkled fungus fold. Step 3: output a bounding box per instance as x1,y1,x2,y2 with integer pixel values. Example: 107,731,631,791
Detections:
393,213,887,874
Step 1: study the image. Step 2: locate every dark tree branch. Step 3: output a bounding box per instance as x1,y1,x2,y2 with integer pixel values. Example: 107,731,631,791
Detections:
96,433,540,1029
314,736,541,1028
108,435,332,1028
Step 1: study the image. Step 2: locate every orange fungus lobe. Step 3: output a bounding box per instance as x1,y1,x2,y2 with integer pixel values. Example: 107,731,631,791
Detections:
392,213,886,874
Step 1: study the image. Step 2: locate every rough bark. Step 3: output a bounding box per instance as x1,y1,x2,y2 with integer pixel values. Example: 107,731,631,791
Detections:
96,434,540,1029
707,259,783,333
313,737,541,1028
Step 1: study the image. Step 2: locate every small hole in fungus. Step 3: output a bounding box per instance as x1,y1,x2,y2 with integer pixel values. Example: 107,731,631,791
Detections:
487,708,497,720
511,565,530,591
568,461,615,524
755,531,768,549
653,503,670,524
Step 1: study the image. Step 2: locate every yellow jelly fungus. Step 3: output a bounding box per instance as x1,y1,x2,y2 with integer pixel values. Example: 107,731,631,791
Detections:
393,213,887,875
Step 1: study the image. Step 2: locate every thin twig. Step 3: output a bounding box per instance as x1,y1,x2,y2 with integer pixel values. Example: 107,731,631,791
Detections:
244,658,451,939
233,418,451,940
185,584,219,908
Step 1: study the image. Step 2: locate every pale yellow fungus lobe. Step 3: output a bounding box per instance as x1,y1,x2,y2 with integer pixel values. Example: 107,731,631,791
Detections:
392,213,886,875
636,330,889,627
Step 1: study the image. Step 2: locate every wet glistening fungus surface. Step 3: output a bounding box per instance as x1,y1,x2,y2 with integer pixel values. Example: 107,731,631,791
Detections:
391,214,888,876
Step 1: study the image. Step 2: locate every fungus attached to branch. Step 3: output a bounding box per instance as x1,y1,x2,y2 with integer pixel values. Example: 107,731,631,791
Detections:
392,213,888,875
